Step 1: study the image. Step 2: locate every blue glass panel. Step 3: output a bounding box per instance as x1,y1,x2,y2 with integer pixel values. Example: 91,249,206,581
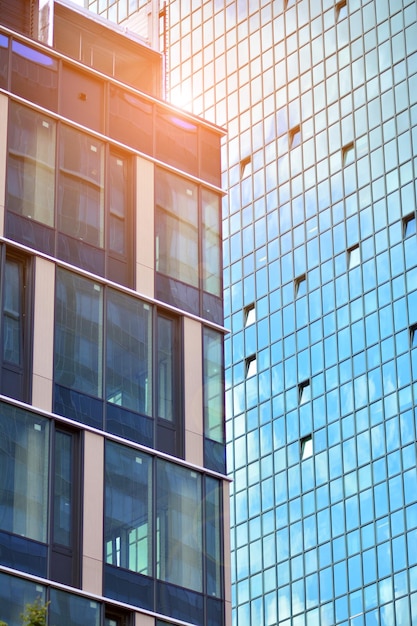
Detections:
57,233,105,277
0,572,46,626
6,205,55,257
0,531,47,577
156,580,204,626
11,41,58,110
54,384,103,429
156,273,200,317
205,438,226,474
49,589,100,626
106,402,153,447
104,564,153,611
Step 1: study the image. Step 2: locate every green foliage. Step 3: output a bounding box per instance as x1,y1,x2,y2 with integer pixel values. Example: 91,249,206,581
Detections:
21,598,49,626
0,620,8,626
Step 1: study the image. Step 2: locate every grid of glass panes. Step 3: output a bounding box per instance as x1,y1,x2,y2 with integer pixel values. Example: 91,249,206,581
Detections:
167,1,417,625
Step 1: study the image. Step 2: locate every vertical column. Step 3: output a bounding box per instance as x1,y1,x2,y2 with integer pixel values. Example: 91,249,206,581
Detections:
82,431,104,596
0,93,8,237
135,156,154,299
223,480,232,626
32,257,55,412
183,316,204,466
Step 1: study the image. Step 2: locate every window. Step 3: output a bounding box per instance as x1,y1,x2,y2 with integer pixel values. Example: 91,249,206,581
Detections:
342,142,355,165
295,274,307,297
240,155,251,178
155,108,198,178
7,102,56,226
105,607,132,626
105,443,153,577
301,435,313,460
156,313,182,457
348,244,360,269
335,0,347,21
155,168,222,323
244,303,256,326
58,125,104,249
155,169,198,287
0,250,32,402
104,441,224,619
11,40,58,110
7,102,133,286
49,588,100,626
410,323,417,347
0,572,47,626
50,427,82,587
106,289,152,418
156,459,203,592
298,380,311,404
246,354,257,378
0,402,81,585
54,268,182,453
403,213,416,237
289,125,301,148
202,189,222,297
54,269,103,428
203,328,225,473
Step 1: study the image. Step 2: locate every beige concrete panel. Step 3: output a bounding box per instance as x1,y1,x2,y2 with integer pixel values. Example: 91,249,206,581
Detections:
135,612,154,626
183,317,203,466
82,431,104,595
135,156,154,298
0,94,8,237
83,432,104,573
83,431,104,559
82,556,102,597
32,257,55,412
223,481,232,626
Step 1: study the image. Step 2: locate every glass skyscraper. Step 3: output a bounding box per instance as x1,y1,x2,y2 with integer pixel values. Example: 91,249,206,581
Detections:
167,1,417,625
87,0,417,624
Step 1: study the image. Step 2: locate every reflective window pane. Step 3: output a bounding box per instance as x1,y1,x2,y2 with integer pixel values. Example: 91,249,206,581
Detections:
54,269,103,398
7,102,56,226
0,404,49,543
156,460,203,592
155,169,198,287
58,126,104,248
105,441,152,576
203,327,224,443
202,189,222,296
106,289,152,416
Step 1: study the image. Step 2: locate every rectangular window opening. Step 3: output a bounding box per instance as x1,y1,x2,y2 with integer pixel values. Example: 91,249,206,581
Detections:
336,0,347,21
289,124,301,149
348,244,360,269
244,303,256,326
410,323,417,348
246,355,257,378
403,213,416,238
301,435,313,460
342,141,355,165
240,155,251,178
298,380,310,404
295,274,306,297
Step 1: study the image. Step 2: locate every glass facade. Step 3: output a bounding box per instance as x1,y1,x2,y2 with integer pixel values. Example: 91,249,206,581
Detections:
165,0,417,625
0,5,227,626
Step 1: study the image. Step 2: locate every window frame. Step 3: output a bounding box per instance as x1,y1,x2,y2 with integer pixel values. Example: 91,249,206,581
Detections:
54,267,184,456
0,246,33,403
6,101,134,287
